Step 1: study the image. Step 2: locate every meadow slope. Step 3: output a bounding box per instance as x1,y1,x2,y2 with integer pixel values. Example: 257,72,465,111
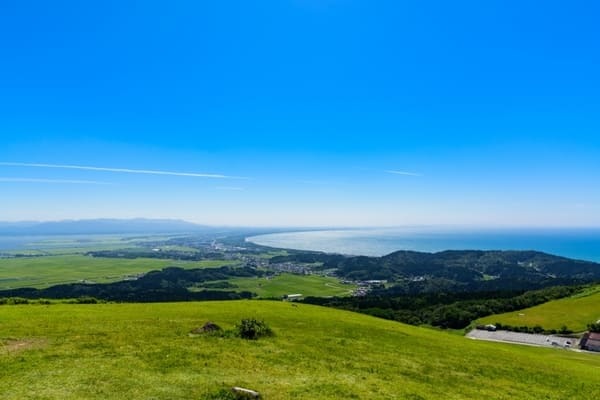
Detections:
478,285,600,332
1,301,599,400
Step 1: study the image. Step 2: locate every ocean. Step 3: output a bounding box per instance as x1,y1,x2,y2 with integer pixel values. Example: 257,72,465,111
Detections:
0,234,124,252
247,228,600,262
0,236,39,251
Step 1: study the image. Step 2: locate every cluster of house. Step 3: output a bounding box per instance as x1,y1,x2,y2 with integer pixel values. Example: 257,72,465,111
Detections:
352,280,387,296
580,332,600,352
267,262,313,275
240,256,269,269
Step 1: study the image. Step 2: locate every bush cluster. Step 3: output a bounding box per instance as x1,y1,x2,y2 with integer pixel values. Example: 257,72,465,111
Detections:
588,322,600,333
235,318,273,340
493,322,573,335
0,297,30,305
303,285,582,330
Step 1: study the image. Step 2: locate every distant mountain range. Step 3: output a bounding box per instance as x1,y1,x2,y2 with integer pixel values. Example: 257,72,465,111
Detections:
0,219,210,235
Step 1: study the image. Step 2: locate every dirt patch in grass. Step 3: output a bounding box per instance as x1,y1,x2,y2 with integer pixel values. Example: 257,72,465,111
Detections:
191,321,223,334
2,338,47,354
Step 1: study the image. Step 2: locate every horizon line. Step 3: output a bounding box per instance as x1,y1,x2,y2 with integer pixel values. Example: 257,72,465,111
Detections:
1,218,599,230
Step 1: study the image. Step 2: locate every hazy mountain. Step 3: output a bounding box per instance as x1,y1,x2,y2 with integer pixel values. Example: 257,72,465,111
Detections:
0,219,210,235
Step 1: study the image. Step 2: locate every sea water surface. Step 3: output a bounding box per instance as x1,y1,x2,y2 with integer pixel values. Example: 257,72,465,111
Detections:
247,228,600,262
0,234,128,252
0,236,40,251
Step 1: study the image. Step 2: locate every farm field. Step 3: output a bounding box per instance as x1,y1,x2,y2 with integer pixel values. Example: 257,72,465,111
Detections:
226,273,355,298
0,235,158,256
477,285,600,332
1,301,599,400
0,255,235,289
0,235,356,299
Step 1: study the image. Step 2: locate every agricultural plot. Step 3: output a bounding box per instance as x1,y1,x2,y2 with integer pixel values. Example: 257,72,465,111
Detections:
0,255,234,289
225,273,356,298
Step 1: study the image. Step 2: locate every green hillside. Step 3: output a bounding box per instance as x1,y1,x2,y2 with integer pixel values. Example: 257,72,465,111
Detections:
478,285,600,332
1,301,599,399
0,255,234,289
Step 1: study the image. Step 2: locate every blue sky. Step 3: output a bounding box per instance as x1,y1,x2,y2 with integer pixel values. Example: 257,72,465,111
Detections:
1,0,599,227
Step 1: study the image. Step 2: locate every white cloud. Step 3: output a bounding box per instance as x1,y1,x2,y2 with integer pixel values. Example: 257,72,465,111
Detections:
0,162,245,179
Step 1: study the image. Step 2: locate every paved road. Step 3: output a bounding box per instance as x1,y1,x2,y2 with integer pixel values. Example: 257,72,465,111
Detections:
467,329,577,349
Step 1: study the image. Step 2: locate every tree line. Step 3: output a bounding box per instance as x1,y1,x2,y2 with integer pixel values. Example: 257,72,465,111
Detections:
302,285,583,330
0,266,260,302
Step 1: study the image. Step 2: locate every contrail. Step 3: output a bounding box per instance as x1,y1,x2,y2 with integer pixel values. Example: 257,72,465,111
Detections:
385,170,423,177
0,177,113,185
0,162,245,179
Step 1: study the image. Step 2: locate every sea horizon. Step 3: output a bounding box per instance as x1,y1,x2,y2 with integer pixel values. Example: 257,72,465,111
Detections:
247,227,600,262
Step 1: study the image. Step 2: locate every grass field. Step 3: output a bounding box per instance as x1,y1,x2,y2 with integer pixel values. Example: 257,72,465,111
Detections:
227,273,356,298
1,301,599,399
478,285,600,332
0,255,235,289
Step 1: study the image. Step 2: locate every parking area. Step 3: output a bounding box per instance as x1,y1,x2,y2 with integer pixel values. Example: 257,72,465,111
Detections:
467,329,577,349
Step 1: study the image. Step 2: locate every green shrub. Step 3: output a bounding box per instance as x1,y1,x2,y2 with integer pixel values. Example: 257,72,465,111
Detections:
558,325,573,334
76,296,99,304
7,297,29,305
588,322,600,333
235,318,273,340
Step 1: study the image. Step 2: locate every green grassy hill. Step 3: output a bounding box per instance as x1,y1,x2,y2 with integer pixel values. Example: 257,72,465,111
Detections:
477,285,600,332
1,301,599,399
